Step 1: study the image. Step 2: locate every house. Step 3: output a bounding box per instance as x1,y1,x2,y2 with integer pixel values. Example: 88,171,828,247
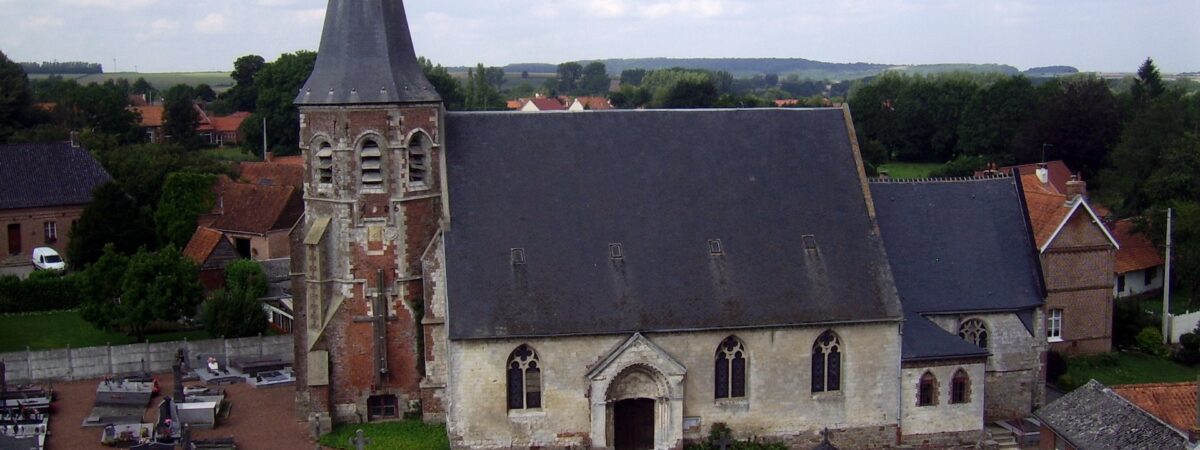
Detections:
132,105,165,143
182,226,239,291
131,104,248,145
518,96,565,111
1035,380,1195,450
208,111,250,146
288,2,1048,448
198,178,303,262
238,156,306,189
0,142,112,266
978,160,1076,194
259,258,294,334
1111,219,1165,298
1019,165,1119,355
567,96,613,111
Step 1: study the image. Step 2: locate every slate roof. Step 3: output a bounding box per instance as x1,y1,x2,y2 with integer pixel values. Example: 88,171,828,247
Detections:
296,0,440,105
901,314,989,362
0,143,113,210
870,177,1044,315
1111,382,1198,434
443,108,903,340
1036,380,1188,450
209,181,304,235
1111,219,1164,274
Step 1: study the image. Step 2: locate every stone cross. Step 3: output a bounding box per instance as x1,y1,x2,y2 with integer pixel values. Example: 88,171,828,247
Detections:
349,429,372,450
714,433,733,450
821,427,832,443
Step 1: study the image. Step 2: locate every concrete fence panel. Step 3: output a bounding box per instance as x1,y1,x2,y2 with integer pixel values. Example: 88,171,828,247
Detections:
1170,311,1200,344
0,335,293,384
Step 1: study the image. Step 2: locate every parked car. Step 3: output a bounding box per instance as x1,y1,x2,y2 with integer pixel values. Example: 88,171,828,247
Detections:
31,247,66,271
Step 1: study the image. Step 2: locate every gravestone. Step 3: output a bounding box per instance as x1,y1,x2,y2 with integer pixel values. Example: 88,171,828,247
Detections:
1,360,6,399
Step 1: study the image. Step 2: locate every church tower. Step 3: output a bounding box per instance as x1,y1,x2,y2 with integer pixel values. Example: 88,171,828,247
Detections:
291,0,445,431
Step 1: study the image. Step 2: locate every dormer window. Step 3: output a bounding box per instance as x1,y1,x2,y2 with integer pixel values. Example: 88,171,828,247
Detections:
408,132,429,188
361,139,383,188
317,142,333,185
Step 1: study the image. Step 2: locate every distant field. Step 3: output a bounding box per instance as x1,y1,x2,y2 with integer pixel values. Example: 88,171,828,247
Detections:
449,71,555,91
877,162,942,179
28,72,234,91
0,311,209,352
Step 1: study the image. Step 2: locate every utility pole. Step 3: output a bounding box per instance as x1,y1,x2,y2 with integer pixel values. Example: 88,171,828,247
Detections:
1164,207,1173,344
262,117,268,160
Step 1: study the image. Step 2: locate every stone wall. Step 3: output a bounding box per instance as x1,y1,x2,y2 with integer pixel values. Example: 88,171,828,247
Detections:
0,335,293,384
445,323,904,449
899,360,985,438
926,312,1044,420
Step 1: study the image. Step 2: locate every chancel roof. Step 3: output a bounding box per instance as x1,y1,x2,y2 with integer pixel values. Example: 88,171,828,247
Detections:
870,177,1045,316
442,108,903,340
296,0,439,105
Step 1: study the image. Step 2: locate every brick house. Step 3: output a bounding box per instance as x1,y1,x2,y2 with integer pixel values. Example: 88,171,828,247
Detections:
1019,166,1118,355
197,177,303,262
0,142,112,267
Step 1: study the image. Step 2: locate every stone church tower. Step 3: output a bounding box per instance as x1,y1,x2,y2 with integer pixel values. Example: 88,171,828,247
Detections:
290,0,445,430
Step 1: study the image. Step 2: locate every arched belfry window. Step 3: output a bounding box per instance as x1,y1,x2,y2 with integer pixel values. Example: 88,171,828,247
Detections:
507,345,541,410
812,330,842,393
951,369,970,404
714,336,747,399
360,138,383,188
407,132,429,188
316,142,333,185
918,371,938,406
958,319,989,349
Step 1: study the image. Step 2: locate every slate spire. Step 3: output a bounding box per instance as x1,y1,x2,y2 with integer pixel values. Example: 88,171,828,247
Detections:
296,0,440,105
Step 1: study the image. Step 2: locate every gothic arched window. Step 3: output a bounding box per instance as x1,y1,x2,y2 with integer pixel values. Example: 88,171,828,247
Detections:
811,330,842,393
951,369,970,404
918,371,938,406
714,336,747,399
316,142,333,185
360,138,383,189
506,345,541,410
958,319,989,349
407,132,429,188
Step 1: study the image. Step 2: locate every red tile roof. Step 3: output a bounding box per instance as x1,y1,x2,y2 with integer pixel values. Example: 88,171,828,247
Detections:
1021,173,1072,247
133,105,164,127
211,112,250,133
524,97,565,111
1112,382,1198,433
238,161,306,189
574,96,613,110
775,99,800,107
209,181,304,235
984,161,1074,194
1112,219,1165,274
182,226,225,265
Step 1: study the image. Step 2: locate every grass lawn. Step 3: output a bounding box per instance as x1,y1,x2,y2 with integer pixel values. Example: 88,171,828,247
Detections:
877,162,942,179
319,421,449,450
29,72,234,90
0,311,209,353
202,147,261,162
1061,351,1199,389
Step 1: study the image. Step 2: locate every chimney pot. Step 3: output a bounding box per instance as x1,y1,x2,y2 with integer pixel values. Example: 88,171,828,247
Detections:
1065,174,1087,200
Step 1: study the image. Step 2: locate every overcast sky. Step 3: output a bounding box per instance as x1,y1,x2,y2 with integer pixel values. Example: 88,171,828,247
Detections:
0,0,1196,74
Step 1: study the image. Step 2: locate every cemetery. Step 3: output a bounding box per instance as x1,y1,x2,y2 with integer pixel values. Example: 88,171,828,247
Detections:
0,360,51,450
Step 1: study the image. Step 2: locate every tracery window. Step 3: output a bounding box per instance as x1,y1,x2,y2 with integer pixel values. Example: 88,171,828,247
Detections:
360,139,383,188
317,142,333,184
918,371,938,406
811,330,842,393
958,319,989,349
950,369,970,404
407,132,429,188
506,345,541,410
714,336,747,399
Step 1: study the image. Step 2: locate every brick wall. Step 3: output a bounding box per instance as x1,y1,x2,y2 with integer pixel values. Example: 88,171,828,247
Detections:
1041,208,1115,355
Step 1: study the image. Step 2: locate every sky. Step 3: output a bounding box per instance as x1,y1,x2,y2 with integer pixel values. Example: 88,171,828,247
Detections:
0,0,1197,74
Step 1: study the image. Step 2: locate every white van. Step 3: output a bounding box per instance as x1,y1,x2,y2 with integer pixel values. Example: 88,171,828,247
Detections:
31,247,66,271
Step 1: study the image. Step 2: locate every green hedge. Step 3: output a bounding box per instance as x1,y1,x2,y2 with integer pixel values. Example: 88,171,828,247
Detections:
0,272,82,313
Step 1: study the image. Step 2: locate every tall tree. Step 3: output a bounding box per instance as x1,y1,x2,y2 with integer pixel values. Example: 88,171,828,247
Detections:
620,69,646,86
117,246,203,340
957,76,1039,157
223,54,265,112
203,259,269,338
0,50,32,143
580,62,610,95
155,172,217,248
464,64,505,111
67,182,157,269
1014,75,1120,180
162,84,200,148
240,51,316,157
418,57,464,110
1131,57,1166,107
61,82,141,142
78,244,130,330
659,77,718,109
1100,91,1200,214
194,83,217,102
556,62,583,94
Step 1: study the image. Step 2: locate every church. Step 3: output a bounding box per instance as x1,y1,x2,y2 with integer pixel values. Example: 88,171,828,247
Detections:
289,1,1047,449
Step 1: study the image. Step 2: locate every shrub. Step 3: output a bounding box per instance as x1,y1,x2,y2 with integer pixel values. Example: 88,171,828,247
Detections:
1114,299,1157,350
1136,327,1169,357
683,422,788,450
1174,332,1200,366
0,271,82,314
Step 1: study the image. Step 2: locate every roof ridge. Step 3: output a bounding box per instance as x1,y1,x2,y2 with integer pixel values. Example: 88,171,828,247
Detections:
868,175,1012,184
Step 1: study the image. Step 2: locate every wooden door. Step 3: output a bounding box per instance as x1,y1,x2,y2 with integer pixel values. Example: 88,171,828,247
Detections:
7,224,20,255
614,398,655,450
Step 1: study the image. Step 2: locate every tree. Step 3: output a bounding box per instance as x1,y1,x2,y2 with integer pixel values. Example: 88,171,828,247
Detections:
194,83,217,102
1014,75,1120,179
1101,90,1200,214
202,259,268,338
418,57,464,110
163,84,200,148
764,73,779,87
957,76,1038,157
60,82,141,142
464,63,505,111
556,62,583,94
67,182,157,269
659,77,718,109
620,69,646,86
131,77,154,96
155,172,217,248
78,244,129,330
580,62,610,95
240,51,316,157
221,55,265,112
117,246,202,340
0,50,32,143
1131,57,1166,107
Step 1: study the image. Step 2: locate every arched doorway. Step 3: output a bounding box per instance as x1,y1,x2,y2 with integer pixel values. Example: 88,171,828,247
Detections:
613,398,655,450
587,334,686,449
607,365,667,450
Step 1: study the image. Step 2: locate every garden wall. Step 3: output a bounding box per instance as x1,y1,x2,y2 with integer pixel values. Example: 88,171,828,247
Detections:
0,334,292,383
1170,311,1200,344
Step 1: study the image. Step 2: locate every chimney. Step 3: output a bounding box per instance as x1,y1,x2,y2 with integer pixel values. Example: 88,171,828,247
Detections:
69,131,81,148
1035,163,1049,185
1065,174,1087,200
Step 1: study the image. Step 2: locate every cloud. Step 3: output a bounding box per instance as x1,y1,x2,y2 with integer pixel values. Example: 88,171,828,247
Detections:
194,13,227,34
58,0,157,9
21,15,65,31
290,8,326,26
135,18,179,41
584,0,630,18
636,0,741,19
